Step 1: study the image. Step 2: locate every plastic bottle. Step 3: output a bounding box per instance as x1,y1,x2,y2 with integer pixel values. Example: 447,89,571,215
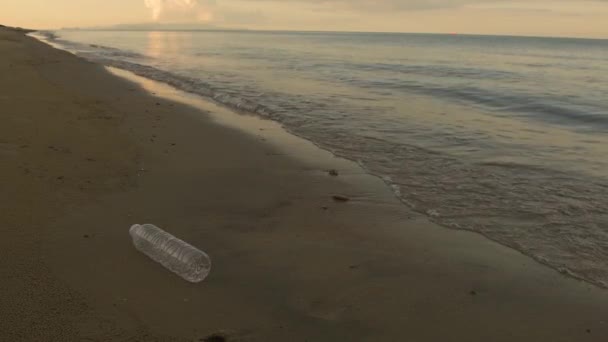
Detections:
129,224,211,283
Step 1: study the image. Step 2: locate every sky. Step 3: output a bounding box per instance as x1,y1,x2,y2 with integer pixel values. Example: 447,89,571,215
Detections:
1,0,607,38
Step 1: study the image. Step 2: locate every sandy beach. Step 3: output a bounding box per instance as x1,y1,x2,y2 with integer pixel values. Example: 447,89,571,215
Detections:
2,26,608,341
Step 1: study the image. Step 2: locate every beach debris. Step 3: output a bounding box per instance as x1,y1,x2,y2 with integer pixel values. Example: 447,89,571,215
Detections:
130,224,211,283
332,195,350,202
328,169,339,176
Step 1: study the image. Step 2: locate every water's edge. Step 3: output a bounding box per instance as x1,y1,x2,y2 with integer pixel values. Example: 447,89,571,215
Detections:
30,31,608,290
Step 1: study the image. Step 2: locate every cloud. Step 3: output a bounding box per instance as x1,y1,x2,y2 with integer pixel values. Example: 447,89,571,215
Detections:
231,0,490,12
229,0,608,12
144,0,216,21
139,0,608,37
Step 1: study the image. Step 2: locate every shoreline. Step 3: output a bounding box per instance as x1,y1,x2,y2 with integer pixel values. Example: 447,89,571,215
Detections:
2,27,608,341
107,66,608,290
41,31,608,290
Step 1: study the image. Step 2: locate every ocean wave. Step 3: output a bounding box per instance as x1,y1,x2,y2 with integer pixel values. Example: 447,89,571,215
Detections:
349,62,519,80
327,135,608,289
83,56,277,120
336,75,608,130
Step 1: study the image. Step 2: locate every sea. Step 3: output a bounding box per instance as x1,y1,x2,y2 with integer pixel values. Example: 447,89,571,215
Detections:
35,29,608,287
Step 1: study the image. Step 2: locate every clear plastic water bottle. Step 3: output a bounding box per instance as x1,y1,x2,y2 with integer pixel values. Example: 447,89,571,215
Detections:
129,224,211,283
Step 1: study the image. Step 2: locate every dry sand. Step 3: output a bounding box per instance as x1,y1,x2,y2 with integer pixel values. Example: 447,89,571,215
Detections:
2,27,608,341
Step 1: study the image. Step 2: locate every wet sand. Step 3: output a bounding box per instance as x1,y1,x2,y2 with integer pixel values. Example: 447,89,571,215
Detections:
2,26,608,341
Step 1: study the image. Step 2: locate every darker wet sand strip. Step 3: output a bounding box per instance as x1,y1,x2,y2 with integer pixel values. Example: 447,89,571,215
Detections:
2,27,608,341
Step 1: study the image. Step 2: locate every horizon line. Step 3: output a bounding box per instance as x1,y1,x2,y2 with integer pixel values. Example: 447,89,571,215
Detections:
52,26,608,41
